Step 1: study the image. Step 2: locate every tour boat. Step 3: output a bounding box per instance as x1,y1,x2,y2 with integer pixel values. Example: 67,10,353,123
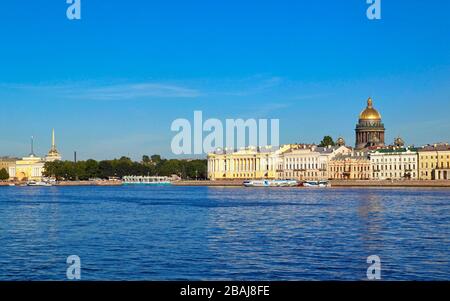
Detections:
302,180,331,188
123,176,172,186
26,181,53,187
243,179,298,187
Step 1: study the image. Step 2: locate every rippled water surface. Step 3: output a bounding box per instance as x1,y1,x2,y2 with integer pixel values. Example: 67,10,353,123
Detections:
0,186,449,280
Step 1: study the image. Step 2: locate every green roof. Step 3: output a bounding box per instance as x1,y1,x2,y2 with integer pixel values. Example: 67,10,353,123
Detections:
374,148,418,153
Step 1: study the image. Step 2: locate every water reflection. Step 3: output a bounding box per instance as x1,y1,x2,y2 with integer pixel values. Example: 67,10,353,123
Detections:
0,186,449,280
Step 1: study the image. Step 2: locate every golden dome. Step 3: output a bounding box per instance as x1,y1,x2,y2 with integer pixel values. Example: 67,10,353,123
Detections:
359,97,381,120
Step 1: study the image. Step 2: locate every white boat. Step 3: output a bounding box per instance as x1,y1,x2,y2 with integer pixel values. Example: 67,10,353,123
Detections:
302,180,331,188
243,179,298,187
123,176,172,186
26,181,53,187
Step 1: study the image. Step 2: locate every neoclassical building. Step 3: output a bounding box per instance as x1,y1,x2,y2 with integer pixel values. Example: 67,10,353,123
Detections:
355,98,385,150
0,157,17,174
418,144,450,180
207,145,291,180
278,144,352,180
370,147,418,180
328,151,371,180
207,144,352,181
9,129,62,181
206,96,450,182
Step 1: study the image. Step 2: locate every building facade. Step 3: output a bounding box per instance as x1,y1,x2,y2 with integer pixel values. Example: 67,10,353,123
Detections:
328,151,371,180
206,96,449,182
418,144,450,180
9,130,62,181
207,145,291,180
9,155,45,181
0,157,17,179
355,98,385,150
278,145,352,180
370,148,418,180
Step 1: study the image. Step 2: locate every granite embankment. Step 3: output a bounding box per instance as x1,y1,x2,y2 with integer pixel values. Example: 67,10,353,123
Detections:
2,180,449,187
329,180,450,187
174,180,450,187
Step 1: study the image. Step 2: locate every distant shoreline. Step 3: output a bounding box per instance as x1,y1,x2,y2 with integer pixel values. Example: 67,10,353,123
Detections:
2,180,450,188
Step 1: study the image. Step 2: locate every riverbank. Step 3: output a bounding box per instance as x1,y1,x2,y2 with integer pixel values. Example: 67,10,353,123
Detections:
173,180,243,186
0,180,123,186
330,180,450,187
173,180,450,187
2,179,450,187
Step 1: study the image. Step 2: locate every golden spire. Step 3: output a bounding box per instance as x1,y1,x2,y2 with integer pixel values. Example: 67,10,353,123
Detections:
367,97,373,108
46,129,61,161
52,128,55,149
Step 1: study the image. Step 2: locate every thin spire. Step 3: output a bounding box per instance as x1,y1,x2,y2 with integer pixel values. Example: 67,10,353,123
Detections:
52,128,56,149
30,136,35,156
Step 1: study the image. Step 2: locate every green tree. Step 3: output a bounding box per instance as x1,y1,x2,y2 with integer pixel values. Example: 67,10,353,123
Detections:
319,136,335,147
85,159,100,179
151,154,162,164
142,155,151,164
0,168,9,180
43,154,208,181
99,160,114,178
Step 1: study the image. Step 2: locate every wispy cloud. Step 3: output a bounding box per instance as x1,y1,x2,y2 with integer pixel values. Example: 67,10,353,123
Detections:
0,81,202,100
78,83,201,100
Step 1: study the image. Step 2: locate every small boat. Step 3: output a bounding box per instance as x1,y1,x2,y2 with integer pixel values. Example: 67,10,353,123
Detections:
8,183,16,187
243,179,298,187
26,181,53,187
302,180,331,188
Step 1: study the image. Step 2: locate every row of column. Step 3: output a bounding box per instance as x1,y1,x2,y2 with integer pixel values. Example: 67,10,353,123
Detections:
209,157,275,173
356,131,384,145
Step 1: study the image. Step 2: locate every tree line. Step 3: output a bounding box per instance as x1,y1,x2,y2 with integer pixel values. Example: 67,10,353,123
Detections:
43,155,207,181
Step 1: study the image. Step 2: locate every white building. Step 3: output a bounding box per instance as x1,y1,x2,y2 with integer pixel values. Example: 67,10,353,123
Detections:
207,145,291,180
278,145,352,180
370,147,419,180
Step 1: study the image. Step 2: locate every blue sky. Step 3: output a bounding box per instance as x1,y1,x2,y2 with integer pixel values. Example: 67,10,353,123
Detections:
0,0,449,160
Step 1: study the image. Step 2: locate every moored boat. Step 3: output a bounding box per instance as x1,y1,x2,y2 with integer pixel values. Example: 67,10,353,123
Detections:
123,176,172,186
26,181,53,187
302,180,331,188
243,179,298,187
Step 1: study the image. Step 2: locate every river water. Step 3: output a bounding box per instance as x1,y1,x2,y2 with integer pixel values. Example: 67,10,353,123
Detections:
0,186,448,280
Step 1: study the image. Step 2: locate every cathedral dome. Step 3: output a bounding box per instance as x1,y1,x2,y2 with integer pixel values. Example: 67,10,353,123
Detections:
359,97,381,120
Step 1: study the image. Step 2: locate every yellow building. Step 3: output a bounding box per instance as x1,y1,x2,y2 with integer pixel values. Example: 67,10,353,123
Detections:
0,158,17,171
9,130,62,181
328,151,371,180
207,145,292,180
9,155,45,181
418,144,450,180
